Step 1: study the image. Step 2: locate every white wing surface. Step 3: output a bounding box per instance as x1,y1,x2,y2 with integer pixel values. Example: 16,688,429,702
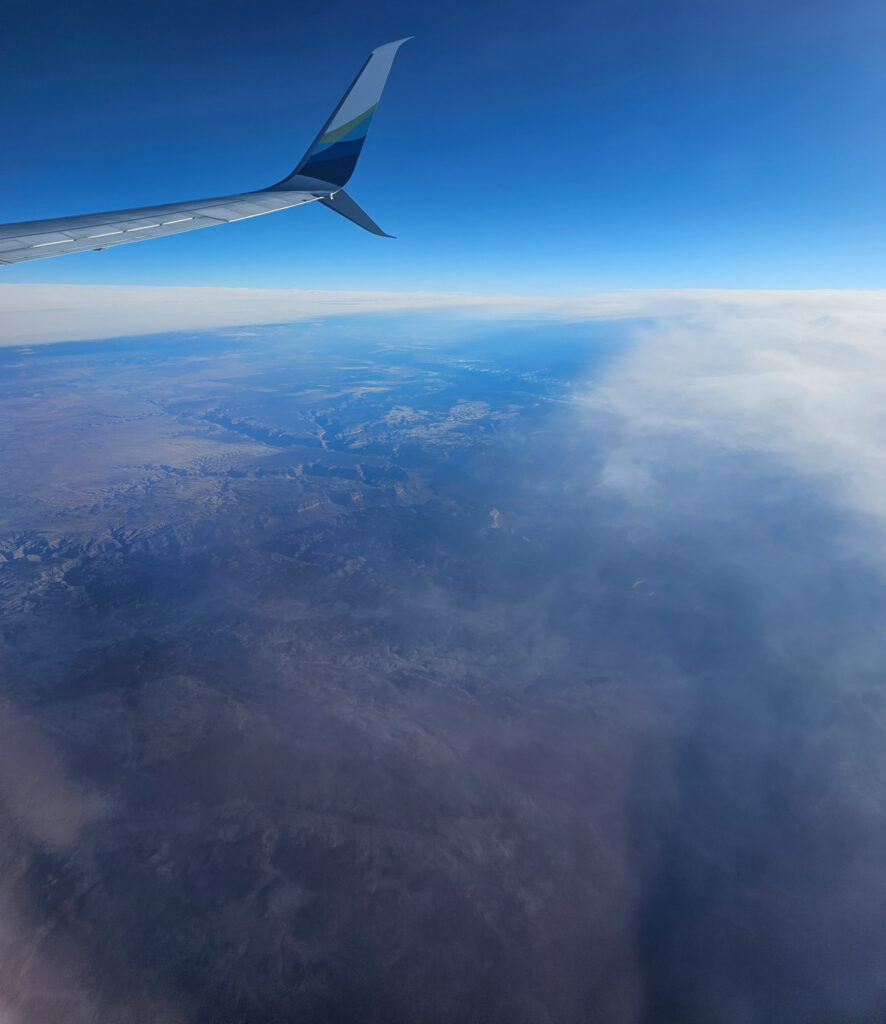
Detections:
0,190,317,266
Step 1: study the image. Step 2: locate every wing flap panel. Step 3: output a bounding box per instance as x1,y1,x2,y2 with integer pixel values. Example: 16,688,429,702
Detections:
0,191,317,264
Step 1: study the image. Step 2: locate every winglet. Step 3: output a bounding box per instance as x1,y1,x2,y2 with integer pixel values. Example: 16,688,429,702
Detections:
269,37,412,191
319,189,394,237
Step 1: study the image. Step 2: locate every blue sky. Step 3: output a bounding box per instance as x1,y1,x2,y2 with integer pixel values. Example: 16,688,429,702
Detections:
1,0,884,292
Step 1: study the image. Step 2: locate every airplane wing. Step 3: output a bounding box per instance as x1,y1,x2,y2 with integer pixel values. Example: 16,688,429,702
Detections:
0,37,411,267
0,191,321,266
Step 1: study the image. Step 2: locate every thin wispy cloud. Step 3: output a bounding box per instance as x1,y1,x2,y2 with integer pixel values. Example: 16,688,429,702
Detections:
0,284,554,346
1,284,885,347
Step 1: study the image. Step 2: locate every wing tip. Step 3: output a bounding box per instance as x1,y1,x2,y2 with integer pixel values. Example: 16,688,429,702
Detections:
371,37,414,55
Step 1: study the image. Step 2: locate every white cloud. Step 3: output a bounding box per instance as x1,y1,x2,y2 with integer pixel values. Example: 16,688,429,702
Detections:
0,283,551,345
580,289,886,529
2,283,884,347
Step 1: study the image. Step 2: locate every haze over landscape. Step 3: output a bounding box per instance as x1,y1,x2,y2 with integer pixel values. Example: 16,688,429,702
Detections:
2,0,886,1021
2,294,886,1022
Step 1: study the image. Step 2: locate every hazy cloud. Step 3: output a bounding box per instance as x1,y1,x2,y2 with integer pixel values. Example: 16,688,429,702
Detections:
0,701,104,852
1,283,884,347
581,290,886,532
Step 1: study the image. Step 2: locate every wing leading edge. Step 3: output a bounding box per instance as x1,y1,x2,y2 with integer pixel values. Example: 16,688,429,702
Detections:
0,38,411,267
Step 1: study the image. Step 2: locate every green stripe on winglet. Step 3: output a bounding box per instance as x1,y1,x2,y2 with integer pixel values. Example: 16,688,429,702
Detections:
318,105,377,147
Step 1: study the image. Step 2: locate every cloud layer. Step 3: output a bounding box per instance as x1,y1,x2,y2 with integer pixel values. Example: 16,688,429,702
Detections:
1,283,884,346
581,289,886,531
